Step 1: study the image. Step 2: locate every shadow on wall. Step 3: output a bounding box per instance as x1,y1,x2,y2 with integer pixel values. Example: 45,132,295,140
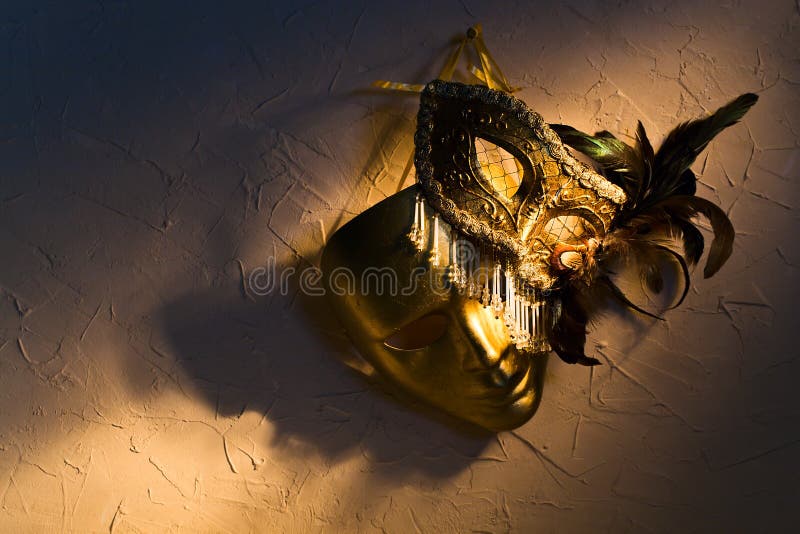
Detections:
156,262,494,479
150,54,495,475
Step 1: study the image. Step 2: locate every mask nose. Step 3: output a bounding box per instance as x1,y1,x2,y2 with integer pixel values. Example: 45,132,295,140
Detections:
452,296,513,370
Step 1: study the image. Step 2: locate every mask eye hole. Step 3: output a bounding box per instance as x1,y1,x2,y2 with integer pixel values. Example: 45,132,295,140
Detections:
474,137,522,199
384,313,449,351
542,215,588,244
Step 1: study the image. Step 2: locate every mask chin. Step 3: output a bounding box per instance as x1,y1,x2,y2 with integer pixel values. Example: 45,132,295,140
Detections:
321,186,546,432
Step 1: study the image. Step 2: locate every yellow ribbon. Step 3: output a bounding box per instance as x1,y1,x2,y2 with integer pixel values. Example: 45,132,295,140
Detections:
371,80,425,94
371,25,514,192
469,24,514,93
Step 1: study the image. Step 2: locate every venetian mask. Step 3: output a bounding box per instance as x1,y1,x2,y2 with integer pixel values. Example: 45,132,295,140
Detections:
322,30,757,432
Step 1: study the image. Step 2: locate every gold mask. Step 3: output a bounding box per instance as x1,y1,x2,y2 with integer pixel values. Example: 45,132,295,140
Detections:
321,185,547,432
415,80,626,290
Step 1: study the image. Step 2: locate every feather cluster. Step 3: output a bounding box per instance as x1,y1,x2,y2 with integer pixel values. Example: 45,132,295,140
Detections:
547,93,758,366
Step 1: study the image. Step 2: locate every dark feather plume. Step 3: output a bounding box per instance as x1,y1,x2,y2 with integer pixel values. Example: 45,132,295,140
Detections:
650,196,735,278
650,93,758,204
550,93,757,363
672,216,704,265
549,287,601,366
632,121,655,207
597,234,690,315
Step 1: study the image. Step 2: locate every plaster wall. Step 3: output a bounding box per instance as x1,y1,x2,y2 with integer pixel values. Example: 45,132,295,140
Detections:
0,1,798,531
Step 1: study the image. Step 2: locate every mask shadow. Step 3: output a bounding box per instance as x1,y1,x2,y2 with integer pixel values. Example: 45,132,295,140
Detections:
157,256,494,480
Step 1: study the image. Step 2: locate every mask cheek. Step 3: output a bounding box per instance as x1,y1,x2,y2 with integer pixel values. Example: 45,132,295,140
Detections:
452,299,512,369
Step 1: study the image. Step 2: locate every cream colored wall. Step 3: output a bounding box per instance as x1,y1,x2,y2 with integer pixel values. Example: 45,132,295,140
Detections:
0,1,797,532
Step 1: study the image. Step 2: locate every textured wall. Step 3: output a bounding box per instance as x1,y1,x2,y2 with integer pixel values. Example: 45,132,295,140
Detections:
0,1,797,532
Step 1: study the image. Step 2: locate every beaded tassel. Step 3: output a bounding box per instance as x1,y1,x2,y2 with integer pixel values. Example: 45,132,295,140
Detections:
503,268,514,329
448,229,466,290
412,220,559,353
459,242,468,289
522,290,531,346
480,255,490,307
467,275,479,299
408,194,427,251
514,288,521,341
515,292,525,350
430,214,440,266
490,263,503,318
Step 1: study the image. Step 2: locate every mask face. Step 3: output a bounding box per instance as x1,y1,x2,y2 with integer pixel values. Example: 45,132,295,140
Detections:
321,186,547,431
